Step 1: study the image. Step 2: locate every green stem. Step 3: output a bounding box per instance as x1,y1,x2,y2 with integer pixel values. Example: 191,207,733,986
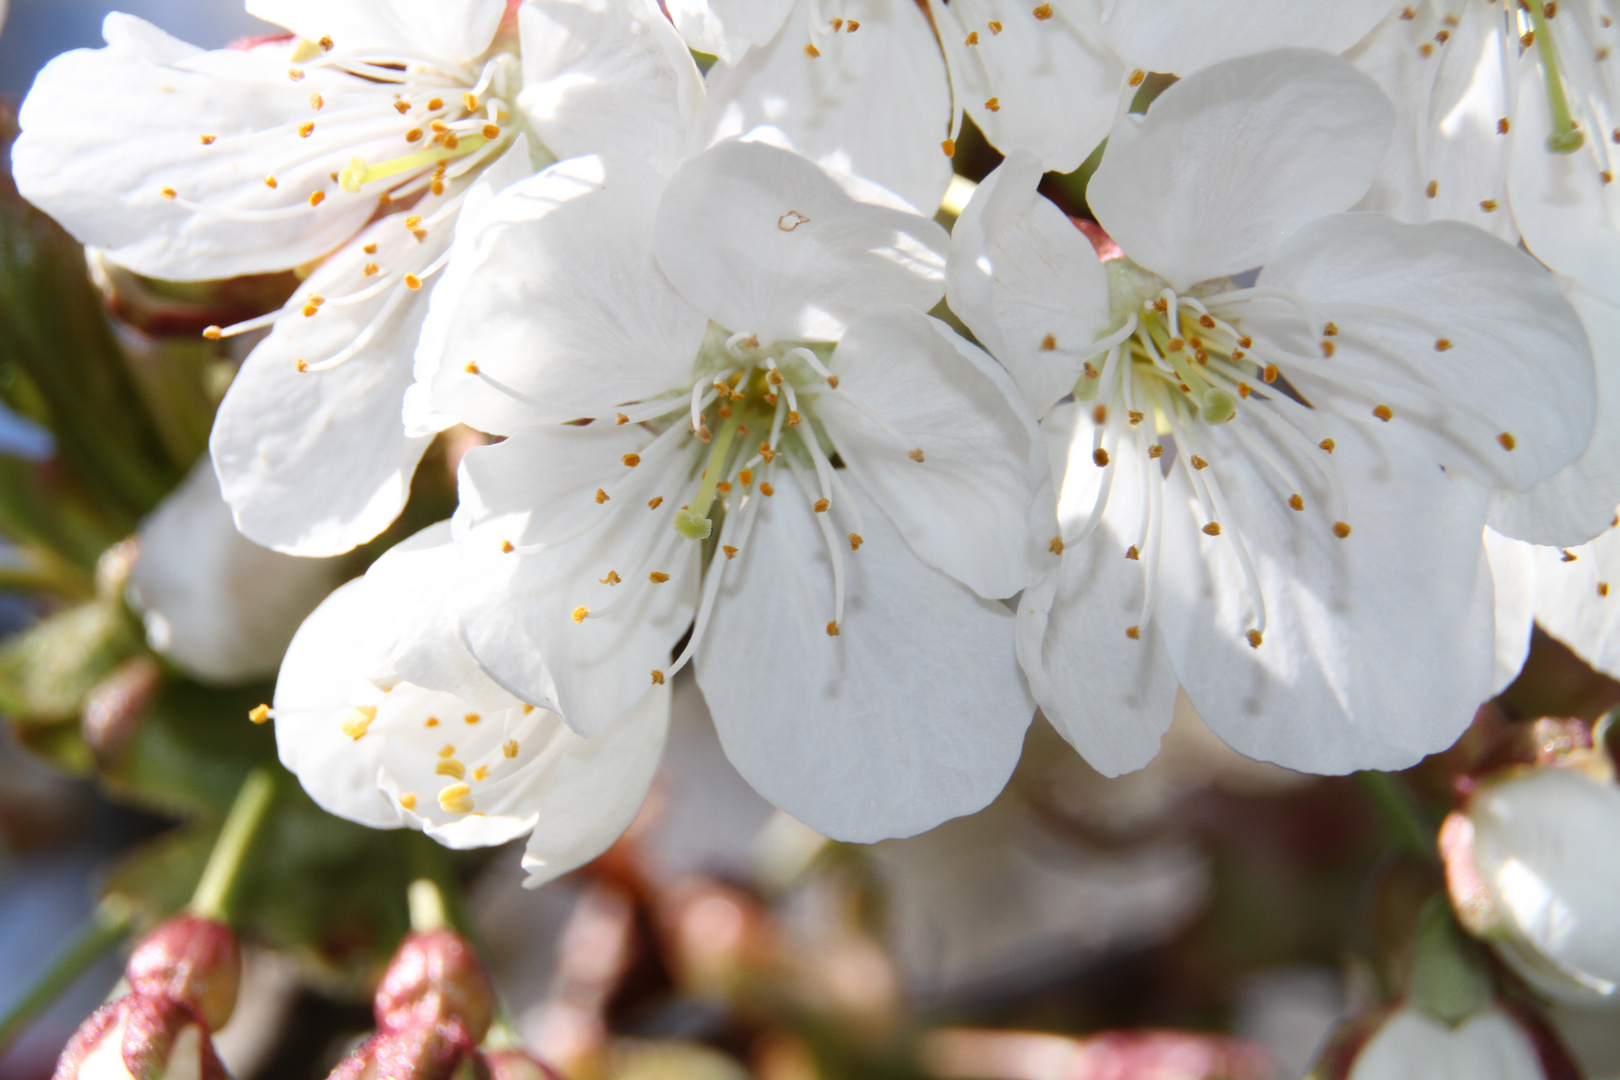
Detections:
0,899,132,1053
1529,3,1585,153
1356,770,1438,861
189,769,276,922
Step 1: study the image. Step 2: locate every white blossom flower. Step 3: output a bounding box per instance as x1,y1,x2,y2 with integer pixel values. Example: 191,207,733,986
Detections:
947,50,1596,776
930,0,1394,176
666,0,954,214
273,522,670,888
418,138,1049,842
1339,1006,1553,1080
1441,758,1620,1007
126,456,343,685
12,0,703,556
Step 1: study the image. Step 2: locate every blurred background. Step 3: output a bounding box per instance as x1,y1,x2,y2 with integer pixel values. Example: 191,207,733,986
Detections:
2,6,1619,1080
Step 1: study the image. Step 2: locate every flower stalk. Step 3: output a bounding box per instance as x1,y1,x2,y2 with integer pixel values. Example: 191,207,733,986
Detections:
189,768,276,923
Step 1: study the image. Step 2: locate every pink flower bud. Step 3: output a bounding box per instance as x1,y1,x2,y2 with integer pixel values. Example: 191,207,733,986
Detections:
126,916,242,1032
53,997,230,1080
373,930,495,1046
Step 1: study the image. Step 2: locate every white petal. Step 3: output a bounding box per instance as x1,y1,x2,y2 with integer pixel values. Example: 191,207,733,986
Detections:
1099,0,1391,77
1087,49,1395,291
1157,416,1494,774
816,308,1049,598
12,18,407,279
696,483,1033,843
353,523,526,713
930,0,1121,175
421,154,706,434
455,431,702,736
273,579,399,828
211,215,447,556
1489,286,1620,546
946,151,1113,418
518,0,706,176
1471,768,1620,1005
653,139,948,345
519,683,671,887
1529,520,1620,683
1018,404,1178,776
1508,52,1620,306
704,0,953,215
1254,212,1595,494
127,457,342,685
246,0,503,65
1484,528,1536,698
664,0,794,64
1349,1007,1545,1080
1350,9,1519,243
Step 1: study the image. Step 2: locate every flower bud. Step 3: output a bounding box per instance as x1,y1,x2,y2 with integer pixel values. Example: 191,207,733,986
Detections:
126,916,242,1032
53,997,230,1080
374,930,495,1046
1441,740,1620,1006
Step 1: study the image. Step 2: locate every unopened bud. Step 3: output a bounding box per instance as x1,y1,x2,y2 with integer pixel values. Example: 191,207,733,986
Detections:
375,930,495,1047
1311,1002,1575,1080
126,916,242,1031
54,996,230,1080
82,655,163,766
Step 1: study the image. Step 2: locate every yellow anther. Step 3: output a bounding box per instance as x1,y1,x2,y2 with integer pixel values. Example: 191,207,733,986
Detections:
724,545,739,559
1498,432,1517,451
1128,68,1146,87
1480,199,1499,212
1601,583,1612,596
595,488,610,503
966,31,980,44
1033,3,1054,18
1093,448,1110,467
295,359,308,372
849,533,864,551
739,468,754,486
482,123,501,140
504,740,520,759
572,606,589,623
1246,629,1264,649
1049,536,1065,554
1426,180,1439,198
909,448,926,462
248,703,271,725
425,716,439,727
1319,438,1335,453
473,765,490,781
599,570,621,584
1263,364,1278,383
985,97,1001,112
1499,117,1511,134
1190,456,1208,470
1562,549,1578,562
199,134,216,145
318,34,333,50
1288,494,1305,511
759,482,775,496
1372,405,1393,421
1126,545,1140,560
464,361,480,374
309,191,325,206
814,498,830,512
436,759,466,779
342,705,377,740
616,412,630,425
648,496,664,509
264,174,279,189
1203,522,1222,536
202,325,222,340
649,571,670,583
404,273,423,290
805,42,821,58
399,793,417,810
1320,340,1335,358
299,121,315,138
1333,522,1352,538
1435,338,1453,351
1126,626,1141,639
651,669,666,684
1148,445,1164,459
438,783,473,814
827,620,840,636
942,138,956,157
160,186,178,200
439,744,456,758
989,20,1003,32
406,128,424,142
363,262,379,277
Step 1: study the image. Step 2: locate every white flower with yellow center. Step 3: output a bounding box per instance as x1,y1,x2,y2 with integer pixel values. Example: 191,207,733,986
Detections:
272,523,670,888
417,139,1051,842
12,0,703,556
948,51,1596,775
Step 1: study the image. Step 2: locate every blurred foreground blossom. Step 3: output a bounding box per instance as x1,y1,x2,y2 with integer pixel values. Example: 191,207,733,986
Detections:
126,456,342,685
951,49,1595,777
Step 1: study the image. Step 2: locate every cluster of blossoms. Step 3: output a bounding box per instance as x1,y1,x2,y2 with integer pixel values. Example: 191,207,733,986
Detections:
14,0,1620,930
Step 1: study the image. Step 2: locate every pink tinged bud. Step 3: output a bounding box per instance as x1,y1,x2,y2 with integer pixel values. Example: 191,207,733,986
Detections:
328,1028,472,1080
53,997,230,1080
373,930,495,1046
126,916,242,1031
